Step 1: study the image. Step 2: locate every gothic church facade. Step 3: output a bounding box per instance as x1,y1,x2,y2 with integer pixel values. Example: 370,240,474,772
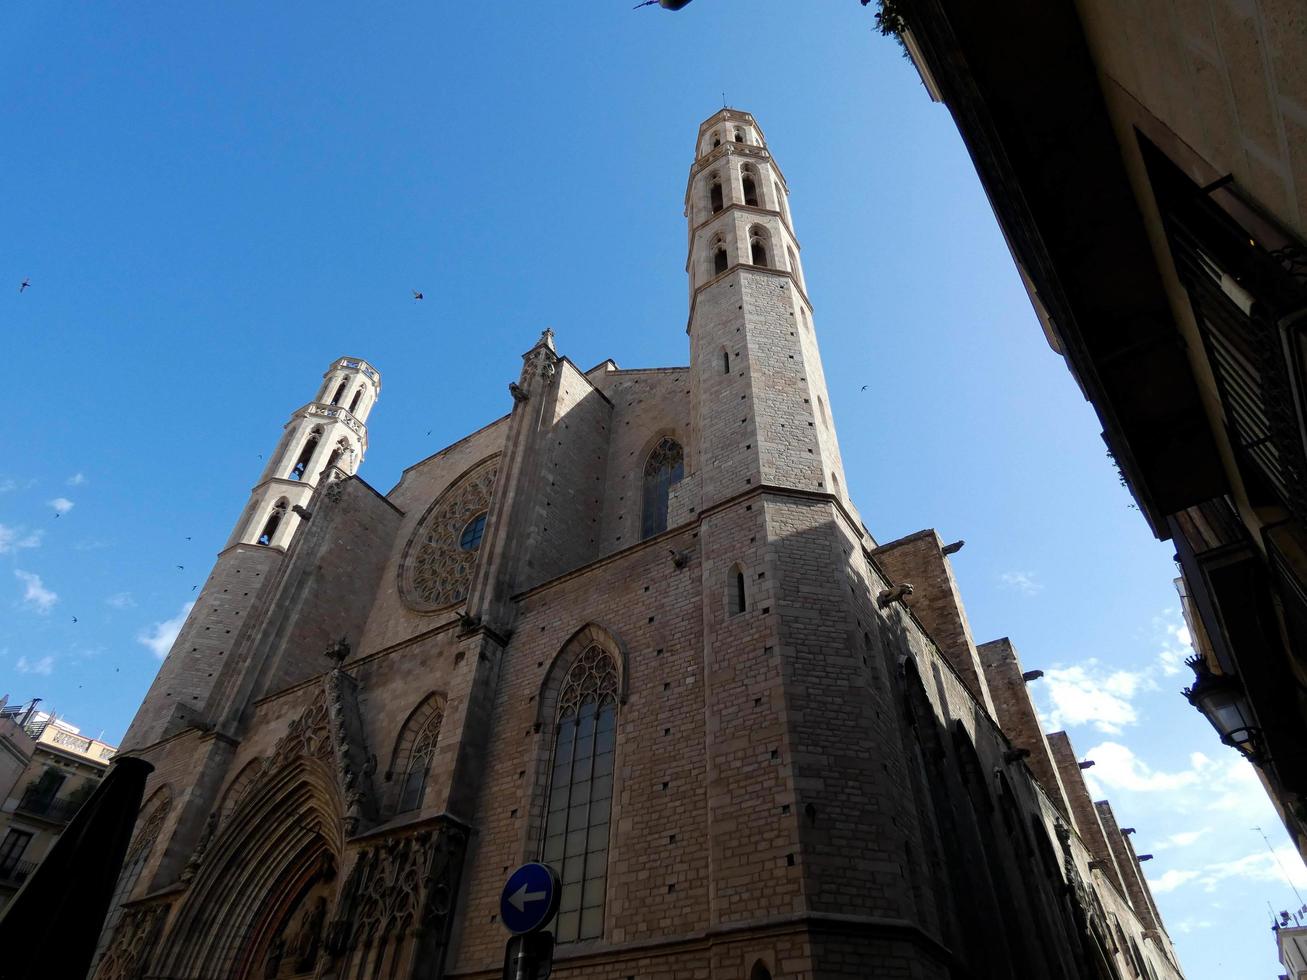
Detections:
95,110,1183,980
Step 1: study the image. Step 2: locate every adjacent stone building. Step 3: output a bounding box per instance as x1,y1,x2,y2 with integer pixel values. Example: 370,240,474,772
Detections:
889,0,1307,860
94,109,1182,980
0,699,116,910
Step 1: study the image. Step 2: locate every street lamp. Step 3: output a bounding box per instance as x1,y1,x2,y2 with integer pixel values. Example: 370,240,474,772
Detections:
1183,655,1262,763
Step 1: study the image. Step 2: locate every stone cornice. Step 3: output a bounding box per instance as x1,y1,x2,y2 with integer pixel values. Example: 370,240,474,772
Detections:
685,201,801,260
512,483,859,604
684,141,789,206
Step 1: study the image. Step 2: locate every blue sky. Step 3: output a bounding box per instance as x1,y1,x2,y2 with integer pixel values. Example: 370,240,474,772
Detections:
3,2,1302,975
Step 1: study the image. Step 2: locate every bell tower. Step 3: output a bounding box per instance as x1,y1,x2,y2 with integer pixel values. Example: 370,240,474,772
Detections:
121,356,380,751
229,356,380,550
685,108,848,512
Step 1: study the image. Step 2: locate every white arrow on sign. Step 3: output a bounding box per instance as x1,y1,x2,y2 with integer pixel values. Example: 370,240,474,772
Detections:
508,883,547,912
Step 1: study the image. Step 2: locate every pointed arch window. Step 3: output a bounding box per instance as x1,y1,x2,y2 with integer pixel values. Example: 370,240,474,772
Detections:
750,962,773,980
391,695,445,814
543,646,619,943
348,387,364,414
741,166,759,207
713,241,729,276
709,174,723,214
289,429,322,481
330,380,347,406
91,791,171,974
730,564,747,615
641,437,684,539
258,499,288,546
749,226,770,267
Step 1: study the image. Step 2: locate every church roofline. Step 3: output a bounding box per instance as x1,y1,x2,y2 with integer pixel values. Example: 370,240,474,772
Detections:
584,363,690,378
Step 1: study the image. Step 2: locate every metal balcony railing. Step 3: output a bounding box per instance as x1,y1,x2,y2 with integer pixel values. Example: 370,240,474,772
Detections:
0,859,36,887
16,790,84,824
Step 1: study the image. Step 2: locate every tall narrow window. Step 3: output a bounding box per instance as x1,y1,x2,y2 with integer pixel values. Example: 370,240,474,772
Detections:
398,703,443,813
0,829,32,877
641,437,684,539
730,565,747,615
710,176,723,214
91,793,171,975
543,646,619,943
722,349,730,374
734,129,744,143
712,131,721,148
742,172,759,207
330,381,347,406
289,432,321,480
787,247,799,279
750,236,768,267
258,500,287,545
348,387,364,414
750,962,773,980
713,244,728,275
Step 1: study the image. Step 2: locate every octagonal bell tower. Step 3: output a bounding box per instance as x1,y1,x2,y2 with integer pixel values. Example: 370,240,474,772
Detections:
229,356,381,550
685,108,846,512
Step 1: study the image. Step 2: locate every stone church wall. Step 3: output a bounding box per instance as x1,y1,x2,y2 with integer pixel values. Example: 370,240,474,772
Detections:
589,366,691,553
359,418,508,654
447,521,704,974
517,358,612,589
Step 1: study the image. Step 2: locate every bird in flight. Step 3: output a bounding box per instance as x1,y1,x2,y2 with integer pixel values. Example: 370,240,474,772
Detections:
176,564,185,570
861,385,868,391
426,430,432,436
71,616,78,623
192,585,198,591
19,278,31,292
185,536,191,540
412,290,424,301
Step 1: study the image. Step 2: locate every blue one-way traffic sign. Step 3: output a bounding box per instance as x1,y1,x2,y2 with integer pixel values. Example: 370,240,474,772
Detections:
499,862,560,936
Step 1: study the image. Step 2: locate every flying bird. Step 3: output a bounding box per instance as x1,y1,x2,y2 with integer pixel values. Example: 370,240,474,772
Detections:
426,430,432,436
861,385,868,391
192,585,198,591
19,278,31,292
176,564,185,570
412,290,424,301
71,616,78,623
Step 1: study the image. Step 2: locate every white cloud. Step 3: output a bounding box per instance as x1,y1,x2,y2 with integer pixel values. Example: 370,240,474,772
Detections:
137,601,195,659
1041,661,1152,734
105,592,136,610
1149,846,1307,896
999,570,1043,595
1148,869,1200,894
1081,741,1208,793
15,655,54,676
0,524,42,554
1155,829,1209,850
47,497,74,515
1153,609,1194,677
66,473,86,486
15,570,57,613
